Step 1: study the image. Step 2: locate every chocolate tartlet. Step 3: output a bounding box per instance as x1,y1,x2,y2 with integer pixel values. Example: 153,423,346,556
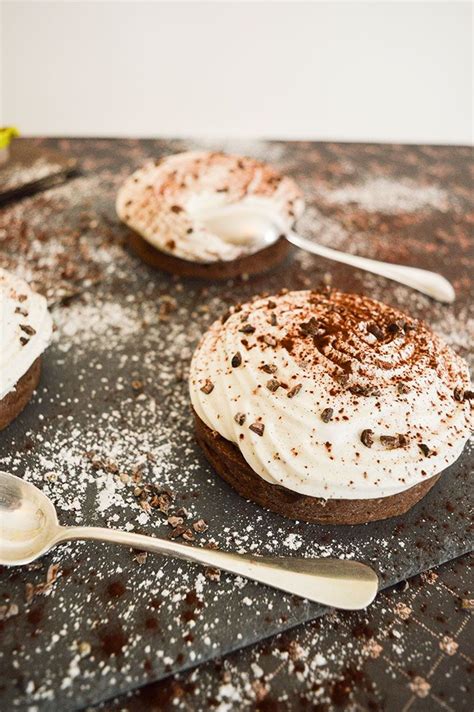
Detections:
0,269,53,430
189,290,472,524
116,151,304,279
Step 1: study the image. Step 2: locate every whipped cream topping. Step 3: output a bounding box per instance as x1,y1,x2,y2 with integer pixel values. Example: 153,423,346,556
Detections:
190,290,472,500
0,269,53,400
116,151,304,263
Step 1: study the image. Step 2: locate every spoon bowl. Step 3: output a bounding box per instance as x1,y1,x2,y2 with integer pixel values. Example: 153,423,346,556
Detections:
0,471,60,565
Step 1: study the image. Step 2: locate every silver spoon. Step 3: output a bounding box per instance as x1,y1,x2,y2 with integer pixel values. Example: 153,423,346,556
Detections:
0,471,378,610
201,205,455,303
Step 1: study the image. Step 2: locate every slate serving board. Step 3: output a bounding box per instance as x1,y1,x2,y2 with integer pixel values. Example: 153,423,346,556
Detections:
0,138,472,711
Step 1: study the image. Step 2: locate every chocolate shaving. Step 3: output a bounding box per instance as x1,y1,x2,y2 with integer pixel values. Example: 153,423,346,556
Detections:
300,317,323,337
239,323,255,334
418,443,433,457
454,387,473,402
249,422,265,436
380,434,408,449
387,320,407,334
287,384,302,398
349,384,381,397
367,323,384,340
266,379,280,392
231,352,242,368
260,364,278,374
321,408,334,423
200,379,214,394
360,429,374,448
453,386,464,402
19,336,29,346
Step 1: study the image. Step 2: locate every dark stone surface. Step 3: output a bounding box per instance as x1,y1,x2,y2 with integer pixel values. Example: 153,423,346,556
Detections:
0,138,472,711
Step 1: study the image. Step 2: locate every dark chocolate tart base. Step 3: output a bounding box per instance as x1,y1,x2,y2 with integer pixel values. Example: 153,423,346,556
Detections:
194,411,441,525
0,358,41,431
128,232,291,280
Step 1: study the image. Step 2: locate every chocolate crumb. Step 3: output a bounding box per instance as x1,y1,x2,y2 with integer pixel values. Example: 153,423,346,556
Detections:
360,429,374,448
266,379,281,392
262,335,277,347
234,412,246,426
19,336,29,346
321,408,334,423
169,525,187,539
397,382,411,394
192,519,208,533
250,422,265,437
167,515,184,528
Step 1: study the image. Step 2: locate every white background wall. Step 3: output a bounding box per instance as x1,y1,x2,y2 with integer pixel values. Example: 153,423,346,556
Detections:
2,1,472,144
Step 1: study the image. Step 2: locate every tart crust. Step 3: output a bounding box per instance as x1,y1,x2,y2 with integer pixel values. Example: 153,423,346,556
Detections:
128,232,291,280
194,410,441,525
0,358,41,431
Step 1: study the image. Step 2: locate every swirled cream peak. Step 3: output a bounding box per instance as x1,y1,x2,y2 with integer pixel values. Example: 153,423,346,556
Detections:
116,151,304,263
190,290,472,500
0,269,53,400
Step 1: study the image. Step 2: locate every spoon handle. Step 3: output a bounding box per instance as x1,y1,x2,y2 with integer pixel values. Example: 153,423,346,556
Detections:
287,231,455,303
56,526,378,610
